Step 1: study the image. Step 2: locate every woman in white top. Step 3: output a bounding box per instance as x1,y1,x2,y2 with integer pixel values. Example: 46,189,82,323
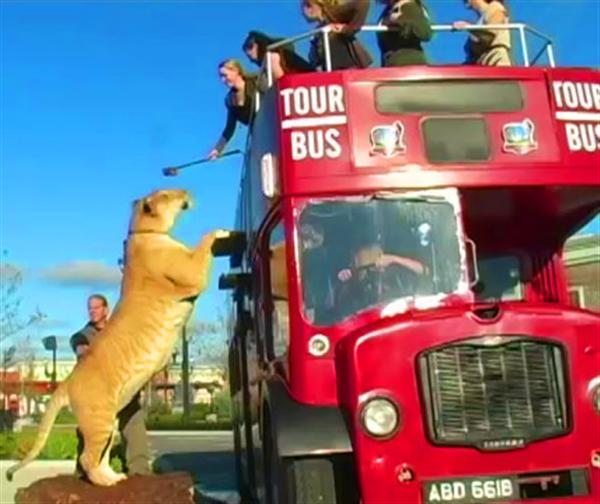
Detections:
454,0,511,67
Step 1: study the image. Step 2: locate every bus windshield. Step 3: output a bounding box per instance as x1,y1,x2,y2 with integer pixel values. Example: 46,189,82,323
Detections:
299,191,465,326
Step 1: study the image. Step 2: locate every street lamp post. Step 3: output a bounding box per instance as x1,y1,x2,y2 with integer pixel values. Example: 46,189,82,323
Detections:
42,336,57,391
181,326,190,423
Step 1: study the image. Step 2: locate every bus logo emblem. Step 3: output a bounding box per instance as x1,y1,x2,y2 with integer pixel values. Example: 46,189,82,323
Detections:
502,119,538,155
370,122,406,158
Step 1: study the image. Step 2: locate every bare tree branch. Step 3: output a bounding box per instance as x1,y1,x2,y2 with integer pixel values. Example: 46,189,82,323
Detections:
1,253,46,343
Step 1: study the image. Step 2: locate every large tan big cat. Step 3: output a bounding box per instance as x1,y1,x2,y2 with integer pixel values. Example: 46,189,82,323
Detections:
7,189,226,486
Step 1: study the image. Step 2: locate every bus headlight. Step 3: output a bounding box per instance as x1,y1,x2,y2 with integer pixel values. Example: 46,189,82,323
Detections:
361,397,400,438
308,334,330,357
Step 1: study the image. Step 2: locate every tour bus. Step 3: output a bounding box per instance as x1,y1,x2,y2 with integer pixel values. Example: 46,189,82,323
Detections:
215,22,600,504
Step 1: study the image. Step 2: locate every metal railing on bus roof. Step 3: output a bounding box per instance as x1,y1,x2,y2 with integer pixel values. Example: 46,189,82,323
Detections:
239,22,555,200
264,22,556,87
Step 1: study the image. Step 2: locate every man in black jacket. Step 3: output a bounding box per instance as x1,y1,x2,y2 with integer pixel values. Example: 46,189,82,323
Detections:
70,294,151,476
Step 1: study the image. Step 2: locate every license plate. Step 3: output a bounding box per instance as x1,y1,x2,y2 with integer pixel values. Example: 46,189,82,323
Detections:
424,475,517,503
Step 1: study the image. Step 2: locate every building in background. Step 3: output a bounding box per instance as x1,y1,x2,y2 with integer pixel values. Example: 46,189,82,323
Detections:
564,234,600,311
151,364,225,408
1,359,74,415
1,358,225,416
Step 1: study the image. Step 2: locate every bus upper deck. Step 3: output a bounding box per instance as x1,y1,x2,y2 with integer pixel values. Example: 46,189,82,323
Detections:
242,23,599,197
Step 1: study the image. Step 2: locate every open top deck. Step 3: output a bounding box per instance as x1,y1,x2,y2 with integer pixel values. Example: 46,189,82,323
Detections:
239,24,599,234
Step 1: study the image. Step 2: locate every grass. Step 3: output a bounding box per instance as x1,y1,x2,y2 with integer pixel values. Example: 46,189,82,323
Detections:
1,429,123,471
0,429,78,461
0,414,232,461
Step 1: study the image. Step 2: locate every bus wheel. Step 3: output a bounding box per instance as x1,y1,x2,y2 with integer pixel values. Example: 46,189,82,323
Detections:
287,458,337,504
232,422,245,497
264,426,337,504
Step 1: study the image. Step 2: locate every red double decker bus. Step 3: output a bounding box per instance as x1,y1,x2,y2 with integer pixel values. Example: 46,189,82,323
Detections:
216,22,600,504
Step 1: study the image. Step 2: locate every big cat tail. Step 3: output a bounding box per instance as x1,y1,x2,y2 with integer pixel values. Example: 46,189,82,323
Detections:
5,382,69,481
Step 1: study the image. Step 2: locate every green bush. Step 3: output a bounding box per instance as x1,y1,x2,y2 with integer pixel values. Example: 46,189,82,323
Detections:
190,403,210,419
148,420,232,431
146,412,231,431
147,401,171,417
213,391,232,420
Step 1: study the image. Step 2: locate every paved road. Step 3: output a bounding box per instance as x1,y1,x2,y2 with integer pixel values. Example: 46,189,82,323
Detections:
150,430,234,456
150,431,239,504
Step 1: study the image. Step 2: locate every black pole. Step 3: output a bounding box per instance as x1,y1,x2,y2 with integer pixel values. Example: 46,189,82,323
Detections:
51,347,57,391
182,326,190,423
162,149,242,177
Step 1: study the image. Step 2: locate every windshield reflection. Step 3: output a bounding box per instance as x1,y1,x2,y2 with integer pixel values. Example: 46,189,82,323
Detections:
299,194,463,326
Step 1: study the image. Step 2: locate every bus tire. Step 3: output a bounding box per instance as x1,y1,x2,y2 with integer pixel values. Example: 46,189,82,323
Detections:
265,420,337,504
288,458,337,504
232,422,245,496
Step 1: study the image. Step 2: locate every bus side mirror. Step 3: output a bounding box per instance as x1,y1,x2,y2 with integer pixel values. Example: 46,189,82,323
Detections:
219,273,251,292
212,231,246,268
212,231,246,257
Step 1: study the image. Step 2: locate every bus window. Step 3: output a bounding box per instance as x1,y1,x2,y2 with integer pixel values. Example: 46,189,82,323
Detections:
476,255,524,302
299,193,465,326
269,223,289,358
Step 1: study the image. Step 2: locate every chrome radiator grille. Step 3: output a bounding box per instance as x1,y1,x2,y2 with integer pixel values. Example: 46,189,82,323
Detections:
419,338,568,449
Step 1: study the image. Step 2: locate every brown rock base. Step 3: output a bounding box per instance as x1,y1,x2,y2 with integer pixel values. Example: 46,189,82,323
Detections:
14,472,195,504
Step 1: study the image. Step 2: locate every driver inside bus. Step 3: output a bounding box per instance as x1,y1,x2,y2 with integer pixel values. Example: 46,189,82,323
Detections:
335,239,426,318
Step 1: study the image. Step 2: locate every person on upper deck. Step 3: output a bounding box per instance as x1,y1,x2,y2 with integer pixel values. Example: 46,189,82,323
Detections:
208,59,257,161
301,0,373,70
454,0,512,67
242,31,314,89
376,0,433,67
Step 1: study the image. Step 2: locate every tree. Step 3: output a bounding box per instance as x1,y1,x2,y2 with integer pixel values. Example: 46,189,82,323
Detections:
1,253,44,343
190,318,228,371
179,316,226,422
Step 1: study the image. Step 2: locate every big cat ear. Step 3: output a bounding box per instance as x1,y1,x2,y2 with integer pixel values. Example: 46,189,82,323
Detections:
132,199,140,208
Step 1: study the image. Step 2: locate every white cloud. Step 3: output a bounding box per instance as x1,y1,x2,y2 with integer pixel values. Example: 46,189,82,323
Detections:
35,318,69,331
0,263,23,283
39,261,122,288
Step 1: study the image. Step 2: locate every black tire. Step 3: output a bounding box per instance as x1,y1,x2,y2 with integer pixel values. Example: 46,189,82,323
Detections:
288,458,337,504
233,421,244,492
265,420,338,504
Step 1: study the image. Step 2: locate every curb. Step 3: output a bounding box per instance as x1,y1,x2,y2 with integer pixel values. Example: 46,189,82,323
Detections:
148,430,232,437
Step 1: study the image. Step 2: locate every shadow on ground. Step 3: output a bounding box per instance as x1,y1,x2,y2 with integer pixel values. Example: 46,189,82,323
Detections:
154,451,238,504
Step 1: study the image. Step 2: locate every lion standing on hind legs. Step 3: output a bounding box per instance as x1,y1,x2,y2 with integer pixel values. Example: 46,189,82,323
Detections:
7,189,227,486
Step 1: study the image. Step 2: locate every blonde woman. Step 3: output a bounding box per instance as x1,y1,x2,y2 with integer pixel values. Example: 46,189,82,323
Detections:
208,60,258,160
454,0,512,66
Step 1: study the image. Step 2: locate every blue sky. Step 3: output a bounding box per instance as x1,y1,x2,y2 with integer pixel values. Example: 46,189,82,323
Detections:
1,0,599,360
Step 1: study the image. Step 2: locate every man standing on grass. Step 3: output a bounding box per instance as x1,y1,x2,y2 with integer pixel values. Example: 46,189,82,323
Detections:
70,294,151,476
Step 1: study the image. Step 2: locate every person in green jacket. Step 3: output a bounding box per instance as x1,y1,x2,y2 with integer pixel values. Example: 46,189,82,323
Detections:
376,0,433,66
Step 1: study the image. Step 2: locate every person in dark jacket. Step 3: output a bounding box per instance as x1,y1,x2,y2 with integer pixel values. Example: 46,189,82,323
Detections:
70,294,151,477
243,31,314,90
302,0,373,70
208,59,258,160
376,0,433,66
243,31,314,78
